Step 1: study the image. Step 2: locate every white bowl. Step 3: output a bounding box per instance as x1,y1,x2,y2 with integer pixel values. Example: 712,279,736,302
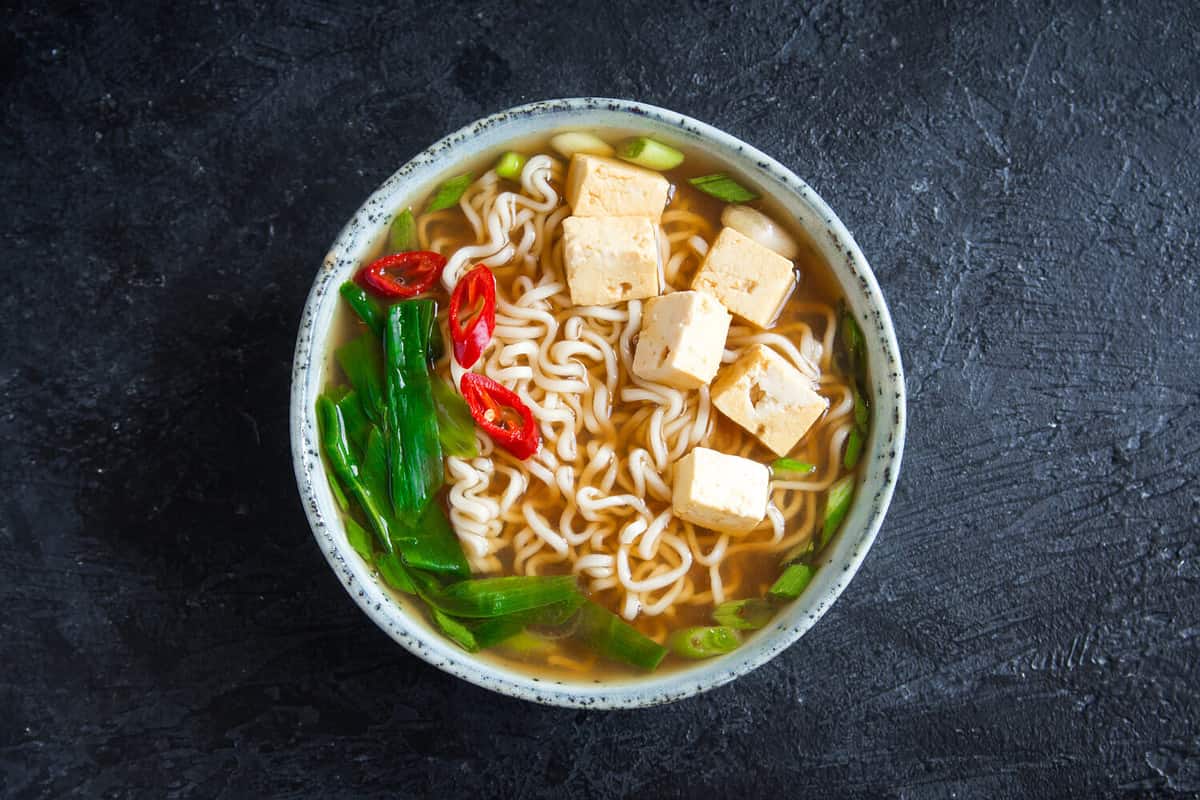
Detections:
290,98,906,708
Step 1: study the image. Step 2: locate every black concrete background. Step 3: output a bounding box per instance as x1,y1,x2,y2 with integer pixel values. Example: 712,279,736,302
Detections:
2,1,1198,797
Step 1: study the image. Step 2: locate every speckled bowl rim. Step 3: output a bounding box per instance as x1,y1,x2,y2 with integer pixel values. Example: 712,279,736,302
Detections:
291,98,906,709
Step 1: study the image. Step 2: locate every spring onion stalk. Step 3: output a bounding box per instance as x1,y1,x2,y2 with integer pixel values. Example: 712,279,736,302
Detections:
713,598,775,631
779,537,814,566
328,473,350,511
315,395,394,554
431,376,478,458
689,173,759,202
769,563,815,600
853,385,870,431
360,427,390,503
335,333,386,425
844,428,863,470
549,131,614,159
383,301,444,515
432,608,481,651
573,601,667,670
425,173,473,213
410,572,581,619
494,151,527,181
390,502,470,579
616,137,684,170
343,517,374,563
720,204,800,259
335,391,370,452
339,281,385,337
821,474,855,548
667,626,741,659
771,457,816,476
498,630,555,656
389,208,417,252
375,552,416,594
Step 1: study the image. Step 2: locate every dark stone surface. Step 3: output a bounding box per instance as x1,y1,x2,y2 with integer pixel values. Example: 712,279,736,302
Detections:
2,0,1198,796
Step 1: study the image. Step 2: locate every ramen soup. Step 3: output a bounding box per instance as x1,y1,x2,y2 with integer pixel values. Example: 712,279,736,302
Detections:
317,130,870,677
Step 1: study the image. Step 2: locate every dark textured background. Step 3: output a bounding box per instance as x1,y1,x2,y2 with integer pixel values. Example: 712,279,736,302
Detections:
2,0,1198,797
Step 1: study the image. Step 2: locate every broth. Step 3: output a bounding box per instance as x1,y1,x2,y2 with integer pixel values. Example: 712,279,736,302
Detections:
321,129,867,680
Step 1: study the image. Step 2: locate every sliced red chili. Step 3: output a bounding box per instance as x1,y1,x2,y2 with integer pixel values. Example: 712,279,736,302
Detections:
357,251,446,299
448,265,497,368
459,372,539,460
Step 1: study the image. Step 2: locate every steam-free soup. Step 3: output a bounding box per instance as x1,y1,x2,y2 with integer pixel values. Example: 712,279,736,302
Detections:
318,129,870,678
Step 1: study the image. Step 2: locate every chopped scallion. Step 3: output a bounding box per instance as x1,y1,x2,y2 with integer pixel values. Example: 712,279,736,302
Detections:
549,131,614,159
771,457,815,476
573,601,667,670
343,517,373,563
843,428,863,470
425,173,473,213
494,151,527,181
713,598,775,631
668,626,740,659
820,474,855,548
769,563,815,600
431,376,479,458
389,208,417,252
375,552,416,594
616,137,684,171
689,173,758,202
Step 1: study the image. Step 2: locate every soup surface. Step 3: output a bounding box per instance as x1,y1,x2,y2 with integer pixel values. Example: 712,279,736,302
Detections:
320,129,869,679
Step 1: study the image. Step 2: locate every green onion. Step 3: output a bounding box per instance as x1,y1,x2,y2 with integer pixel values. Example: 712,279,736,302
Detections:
425,173,473,213
389,208,417,252
328,473,350,512
713,598,775,631
853,385,870,431
549,131,614,158
334,391,370,452
689,173,758,203
844,428,863,470
339,281,385,337
769,563,815,600
375,552,416,594
316,395,395,554
431,376,478,458
616,137,685,171
573,601,667,670
432,608,480,651
343,517,374,563
771,457,815,476
668,626,740,659
779,537,815,566
494,151,527,181
498,630,554,656
390,502,470,580
469,617,525,649
383,301,444,515
820,474,855,548
335,333,386,425
411,573,581,619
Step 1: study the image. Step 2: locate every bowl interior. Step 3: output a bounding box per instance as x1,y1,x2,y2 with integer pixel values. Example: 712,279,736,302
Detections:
290,98,906,708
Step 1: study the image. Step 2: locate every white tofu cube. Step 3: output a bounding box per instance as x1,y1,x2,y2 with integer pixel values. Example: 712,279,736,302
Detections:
692,227,796,327
562,216,661,307
565,154,671,220
673,447,770,534
632,290,731,389
711,344,829,456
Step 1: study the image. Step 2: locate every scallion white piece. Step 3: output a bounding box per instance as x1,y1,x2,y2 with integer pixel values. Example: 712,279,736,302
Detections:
616,137,684,170
550,131,615,159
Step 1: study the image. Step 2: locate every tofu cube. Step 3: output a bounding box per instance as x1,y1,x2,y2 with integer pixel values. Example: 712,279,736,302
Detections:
711,344,829,456
673,447,770,534
562,216,661,306
632,291,731,389
565,154,671,220
692,227,796,327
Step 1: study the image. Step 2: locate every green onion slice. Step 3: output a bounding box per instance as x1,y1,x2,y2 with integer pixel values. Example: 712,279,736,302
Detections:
843,428,863,470
820,474,855,548
768,563,815,600
771,457,816,476
425,173,473,213
389,208,417,252
667,626,741,659
689,173,758,202
616,137,684,171
573,601,667,670
713,598,775,631
494,151,527,181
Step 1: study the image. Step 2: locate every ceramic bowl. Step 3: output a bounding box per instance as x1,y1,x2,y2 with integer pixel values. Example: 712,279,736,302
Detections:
290,98,905,708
